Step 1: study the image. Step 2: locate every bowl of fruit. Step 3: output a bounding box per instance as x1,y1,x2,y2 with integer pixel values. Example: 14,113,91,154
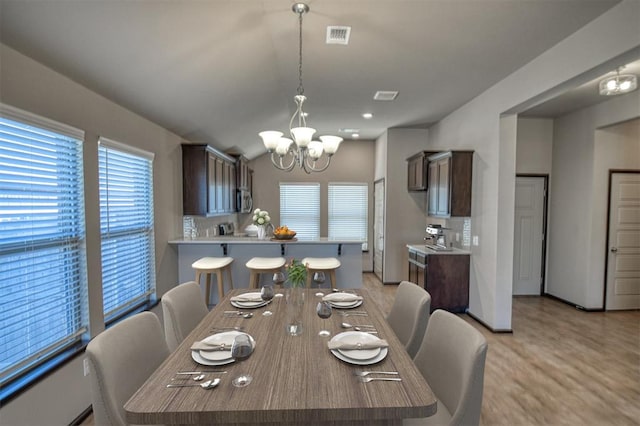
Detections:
273,226,297,240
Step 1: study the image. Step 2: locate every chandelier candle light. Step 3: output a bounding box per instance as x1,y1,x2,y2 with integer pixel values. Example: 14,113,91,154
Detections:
259,3,343,174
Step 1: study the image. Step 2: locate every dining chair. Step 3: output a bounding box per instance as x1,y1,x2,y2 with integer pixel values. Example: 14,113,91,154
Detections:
162,281,209,351
86,311,169,426
386,281,431,357
404,309,488,426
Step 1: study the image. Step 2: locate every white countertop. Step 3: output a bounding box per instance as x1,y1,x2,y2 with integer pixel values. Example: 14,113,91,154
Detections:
407,244,471,255
169,236,364,245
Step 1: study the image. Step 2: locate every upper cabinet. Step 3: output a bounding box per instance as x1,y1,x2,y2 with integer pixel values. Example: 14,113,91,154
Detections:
406,151,436,191
235,155,252,190
427,151,473,218
182,144,237,216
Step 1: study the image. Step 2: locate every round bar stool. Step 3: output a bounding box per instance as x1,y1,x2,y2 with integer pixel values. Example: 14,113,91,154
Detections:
302,257,341,289
245,257,286,289
191,257,234,305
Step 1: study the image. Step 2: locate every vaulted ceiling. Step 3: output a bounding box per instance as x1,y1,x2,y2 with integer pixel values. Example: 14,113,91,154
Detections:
0,0,623,158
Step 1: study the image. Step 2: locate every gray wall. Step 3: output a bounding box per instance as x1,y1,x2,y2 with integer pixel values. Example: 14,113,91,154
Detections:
516,118,554,175
248,139,376,271
0,43,183,425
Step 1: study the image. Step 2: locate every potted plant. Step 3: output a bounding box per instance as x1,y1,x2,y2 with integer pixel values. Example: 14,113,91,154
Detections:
252,208,271,239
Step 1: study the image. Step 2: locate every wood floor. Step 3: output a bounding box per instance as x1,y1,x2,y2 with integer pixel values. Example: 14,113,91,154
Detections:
82,273,640,426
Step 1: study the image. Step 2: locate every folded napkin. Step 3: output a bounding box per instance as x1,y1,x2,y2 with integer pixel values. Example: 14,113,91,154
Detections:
322,293,363,303
231,294,264,303
327,339,388,351
190,341,231,351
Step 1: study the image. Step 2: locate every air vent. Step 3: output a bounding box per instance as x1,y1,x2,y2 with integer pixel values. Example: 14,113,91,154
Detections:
326,26,351,45
374,91,399,101
339,128,360,133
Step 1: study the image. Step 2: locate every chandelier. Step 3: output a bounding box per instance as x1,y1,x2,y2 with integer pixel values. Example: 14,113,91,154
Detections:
259,3,342,174
599,67,637,96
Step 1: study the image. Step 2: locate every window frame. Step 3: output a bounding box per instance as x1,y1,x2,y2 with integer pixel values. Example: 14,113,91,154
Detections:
279,182,321,241
328,182,369,251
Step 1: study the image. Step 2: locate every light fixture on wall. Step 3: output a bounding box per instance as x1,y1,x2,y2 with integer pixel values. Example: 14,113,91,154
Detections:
259,3,342,174
599,67,637,96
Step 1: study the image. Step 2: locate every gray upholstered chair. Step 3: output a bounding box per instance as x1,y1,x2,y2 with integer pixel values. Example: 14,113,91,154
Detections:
404,309,488,426
162,281,209,351
86,312,169,426
386,281,432,357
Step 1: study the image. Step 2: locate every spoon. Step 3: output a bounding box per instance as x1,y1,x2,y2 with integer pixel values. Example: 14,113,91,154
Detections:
166,378,221,389
341,322,376,332
224,311,254,319
171,374,206,382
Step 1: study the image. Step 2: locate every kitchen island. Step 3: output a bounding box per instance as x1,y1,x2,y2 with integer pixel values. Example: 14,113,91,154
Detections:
169,237,363,303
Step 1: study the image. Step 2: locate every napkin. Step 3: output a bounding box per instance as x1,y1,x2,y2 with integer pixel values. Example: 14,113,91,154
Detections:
190,341,231,351
327,339,389,351
322,293,363,303
231,294,264,303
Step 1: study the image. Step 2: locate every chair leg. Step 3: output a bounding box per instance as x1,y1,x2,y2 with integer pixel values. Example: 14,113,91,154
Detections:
226,265,234,290
329,270,337,290
306,270,313,288
249,271,257,289
205,273,212,306
216,269,224,299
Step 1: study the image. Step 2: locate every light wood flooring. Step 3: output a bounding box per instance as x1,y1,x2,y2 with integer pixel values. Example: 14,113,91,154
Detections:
81,273,640,426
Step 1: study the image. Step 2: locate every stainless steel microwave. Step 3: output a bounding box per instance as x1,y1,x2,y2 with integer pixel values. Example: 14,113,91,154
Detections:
238,189,253,213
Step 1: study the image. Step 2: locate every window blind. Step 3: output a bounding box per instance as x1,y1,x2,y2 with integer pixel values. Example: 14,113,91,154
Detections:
328,183,368,250
99,139,155,322
0,107,87,386
279,183,320,240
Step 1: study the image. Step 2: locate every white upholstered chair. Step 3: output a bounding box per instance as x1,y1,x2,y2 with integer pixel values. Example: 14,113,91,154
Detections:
86,311,169,426
404,309,488,426
386,281,432,357
162,281,209,351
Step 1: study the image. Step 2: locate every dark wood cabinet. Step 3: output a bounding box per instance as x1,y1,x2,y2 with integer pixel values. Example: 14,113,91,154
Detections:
235,155,252,190
406,151,436,191
427,150,473,217
408,247,470,313
182,144,237,216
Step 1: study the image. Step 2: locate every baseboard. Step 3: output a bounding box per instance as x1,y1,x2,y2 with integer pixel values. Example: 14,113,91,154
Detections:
466,311,513,333
543,293,604,312
69,406,92,426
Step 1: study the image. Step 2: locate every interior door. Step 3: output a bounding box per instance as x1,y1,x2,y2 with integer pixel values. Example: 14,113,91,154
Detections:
513,176,547,295
605,172,640,310
373,179,384,282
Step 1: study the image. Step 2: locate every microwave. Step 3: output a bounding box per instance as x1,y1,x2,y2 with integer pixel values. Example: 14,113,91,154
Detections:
238,189,253,213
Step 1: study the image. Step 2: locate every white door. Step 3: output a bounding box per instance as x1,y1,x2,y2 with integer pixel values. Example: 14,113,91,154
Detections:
373,179,384,282
513,176,546,295
606,172,640,310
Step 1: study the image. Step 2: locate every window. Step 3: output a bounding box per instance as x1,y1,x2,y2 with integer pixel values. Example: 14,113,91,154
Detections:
0,105,87,389
279,183,320,240
328,183,368,250
99,139,155,322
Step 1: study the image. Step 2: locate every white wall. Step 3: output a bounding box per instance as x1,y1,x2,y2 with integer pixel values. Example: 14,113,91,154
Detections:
516,118,554,174
547,93,640,308
0,44,183,425
426,0,640,330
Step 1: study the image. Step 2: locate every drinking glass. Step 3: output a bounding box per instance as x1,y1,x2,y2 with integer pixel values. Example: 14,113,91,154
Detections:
231,334,253,387
272,272,285,286
261,284,275,316
316,301,332,337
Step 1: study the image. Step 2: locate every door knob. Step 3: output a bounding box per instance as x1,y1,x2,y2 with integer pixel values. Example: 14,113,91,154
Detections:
610,247,618,253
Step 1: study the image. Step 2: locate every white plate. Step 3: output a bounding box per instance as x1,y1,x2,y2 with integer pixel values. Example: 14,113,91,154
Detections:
330,331,382,361
331,345,388,365
230,292,268,309
328,299,363,309
191,332,256,364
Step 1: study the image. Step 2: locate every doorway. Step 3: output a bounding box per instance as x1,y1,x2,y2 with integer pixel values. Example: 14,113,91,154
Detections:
513,175,548,295
373,179,384,282
605,171,640,310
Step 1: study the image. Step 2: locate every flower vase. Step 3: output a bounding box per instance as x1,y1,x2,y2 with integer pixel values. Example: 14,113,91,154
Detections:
256,225,267,240
284,284,305,336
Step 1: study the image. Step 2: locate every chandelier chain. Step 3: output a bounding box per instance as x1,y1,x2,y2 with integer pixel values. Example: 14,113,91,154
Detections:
297,10,304,96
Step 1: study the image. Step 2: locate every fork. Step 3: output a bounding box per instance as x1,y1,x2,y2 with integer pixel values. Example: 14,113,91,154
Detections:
210,326,245,331
357,376,402,383
353,370,399,377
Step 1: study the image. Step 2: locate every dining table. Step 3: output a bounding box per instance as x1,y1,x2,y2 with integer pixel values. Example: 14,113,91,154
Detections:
124,288,437,425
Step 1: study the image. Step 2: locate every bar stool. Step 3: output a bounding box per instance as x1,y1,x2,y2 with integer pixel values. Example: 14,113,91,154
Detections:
191,257,234,305
245,257,286,289
302,257,341,289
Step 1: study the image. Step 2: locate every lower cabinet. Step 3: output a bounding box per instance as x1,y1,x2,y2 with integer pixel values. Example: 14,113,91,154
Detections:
408,248,470,313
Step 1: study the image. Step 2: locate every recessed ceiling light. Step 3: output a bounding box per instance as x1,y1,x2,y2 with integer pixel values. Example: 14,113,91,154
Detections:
362,113,373,119
339,128,360,133
351,133,360,139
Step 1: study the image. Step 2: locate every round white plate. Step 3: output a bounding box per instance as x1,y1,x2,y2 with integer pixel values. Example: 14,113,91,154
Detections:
330,331,382,361
328,299,363,309
230,292,268,309
330,346,388,366
191,350,236,366
192,332,255,364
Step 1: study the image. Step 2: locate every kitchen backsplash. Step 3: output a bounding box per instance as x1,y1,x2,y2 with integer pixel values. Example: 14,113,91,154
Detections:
183,214,239,239
446,217,472,249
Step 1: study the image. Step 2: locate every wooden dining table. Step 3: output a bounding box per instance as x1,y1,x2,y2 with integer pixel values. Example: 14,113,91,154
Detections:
124,288,437,425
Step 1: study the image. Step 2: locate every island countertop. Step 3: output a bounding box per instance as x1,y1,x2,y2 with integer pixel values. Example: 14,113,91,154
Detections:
169,237,363,245
407,244,471,255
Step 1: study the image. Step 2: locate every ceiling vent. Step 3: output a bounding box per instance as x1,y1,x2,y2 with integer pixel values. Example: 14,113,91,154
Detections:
326,26,351,45
374,91,399,101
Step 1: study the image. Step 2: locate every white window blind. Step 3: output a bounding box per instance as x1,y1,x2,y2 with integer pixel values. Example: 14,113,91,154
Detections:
328,183,368,250
99,139,155,322
0,106,87,386
279,183,320,240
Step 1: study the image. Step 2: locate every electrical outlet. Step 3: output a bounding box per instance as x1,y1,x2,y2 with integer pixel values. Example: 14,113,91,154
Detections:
455,233,460,242
472,235,479,246
83,358,90,376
